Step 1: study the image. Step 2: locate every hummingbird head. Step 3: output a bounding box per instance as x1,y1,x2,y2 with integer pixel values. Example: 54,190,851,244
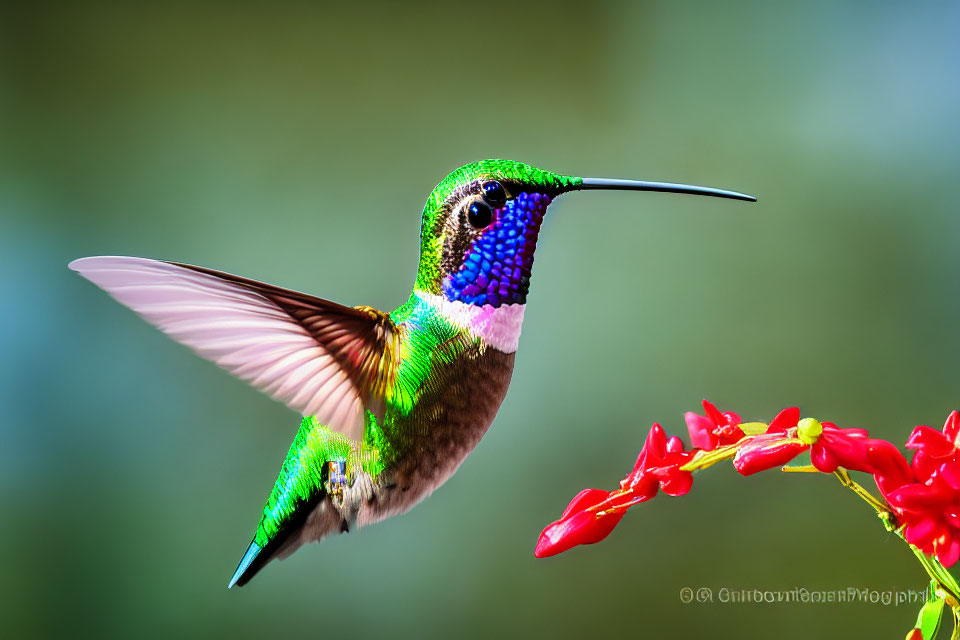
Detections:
414,159,755,308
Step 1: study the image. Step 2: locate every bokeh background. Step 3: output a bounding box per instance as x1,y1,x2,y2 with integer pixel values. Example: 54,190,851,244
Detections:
2,1,958,638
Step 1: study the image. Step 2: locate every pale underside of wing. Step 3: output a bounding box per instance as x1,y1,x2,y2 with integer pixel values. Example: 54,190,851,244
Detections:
69,256,381,440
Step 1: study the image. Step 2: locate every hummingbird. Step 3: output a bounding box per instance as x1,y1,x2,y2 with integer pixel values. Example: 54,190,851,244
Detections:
69,159,755,588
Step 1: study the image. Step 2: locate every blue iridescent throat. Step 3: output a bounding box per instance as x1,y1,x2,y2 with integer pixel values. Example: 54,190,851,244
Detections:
442,192,550,308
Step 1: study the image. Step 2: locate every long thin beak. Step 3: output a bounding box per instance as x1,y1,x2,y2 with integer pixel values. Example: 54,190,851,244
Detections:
576,177,756,202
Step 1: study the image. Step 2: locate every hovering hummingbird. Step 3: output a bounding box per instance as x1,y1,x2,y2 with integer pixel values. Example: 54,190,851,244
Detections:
69,159,755,587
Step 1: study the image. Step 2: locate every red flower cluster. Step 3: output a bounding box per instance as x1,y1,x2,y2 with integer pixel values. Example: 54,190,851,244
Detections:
685,401,743,450
883,412,960,567
537,400,960,570
732,409,911,485
536,402,740,558
534,423,695,557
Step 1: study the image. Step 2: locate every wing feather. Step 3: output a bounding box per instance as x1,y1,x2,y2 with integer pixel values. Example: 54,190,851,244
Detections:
69,256,395,440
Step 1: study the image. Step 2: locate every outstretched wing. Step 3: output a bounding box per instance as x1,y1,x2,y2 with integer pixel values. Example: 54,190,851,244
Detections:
69,256,395,441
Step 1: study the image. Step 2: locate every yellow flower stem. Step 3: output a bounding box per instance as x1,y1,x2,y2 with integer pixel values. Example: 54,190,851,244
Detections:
832,468,892,518
679,443,740,472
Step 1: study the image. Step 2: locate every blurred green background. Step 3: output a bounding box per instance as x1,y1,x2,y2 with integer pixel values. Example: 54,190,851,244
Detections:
2,1,958,638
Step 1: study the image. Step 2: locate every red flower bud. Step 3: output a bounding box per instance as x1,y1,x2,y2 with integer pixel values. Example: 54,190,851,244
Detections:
865,439,912,487
906,426,956,459
686,411,718,450
733,435,807,475
535,489,628,558
809,425,907,479
888,484,952,511
685,400,744,451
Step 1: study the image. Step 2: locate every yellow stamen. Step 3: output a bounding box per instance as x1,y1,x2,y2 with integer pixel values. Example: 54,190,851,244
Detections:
797,417,823,445
738,422,768,436
782,465,819,473
679,444,739,472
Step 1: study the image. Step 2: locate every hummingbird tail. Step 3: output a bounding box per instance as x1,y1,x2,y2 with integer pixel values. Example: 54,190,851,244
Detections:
228,417,372,588
228,542,262,589
227,491,345,588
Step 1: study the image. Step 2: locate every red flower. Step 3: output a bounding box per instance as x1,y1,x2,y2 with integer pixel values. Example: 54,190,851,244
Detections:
534,489,629,558
730,407,911,485
809,422,911,484
904,411,960,484
535,423,695,558
686,400,744,451
733,407,805,475
882,412,960,567
622,423,695,497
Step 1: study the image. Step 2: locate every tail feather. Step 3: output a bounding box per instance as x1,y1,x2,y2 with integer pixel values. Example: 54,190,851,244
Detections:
228,416,367,587
228,491,343,588
228,542,262,589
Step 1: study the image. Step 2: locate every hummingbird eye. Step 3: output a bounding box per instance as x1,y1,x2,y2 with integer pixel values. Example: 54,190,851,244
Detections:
480,181,507,209
466,200,493,229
